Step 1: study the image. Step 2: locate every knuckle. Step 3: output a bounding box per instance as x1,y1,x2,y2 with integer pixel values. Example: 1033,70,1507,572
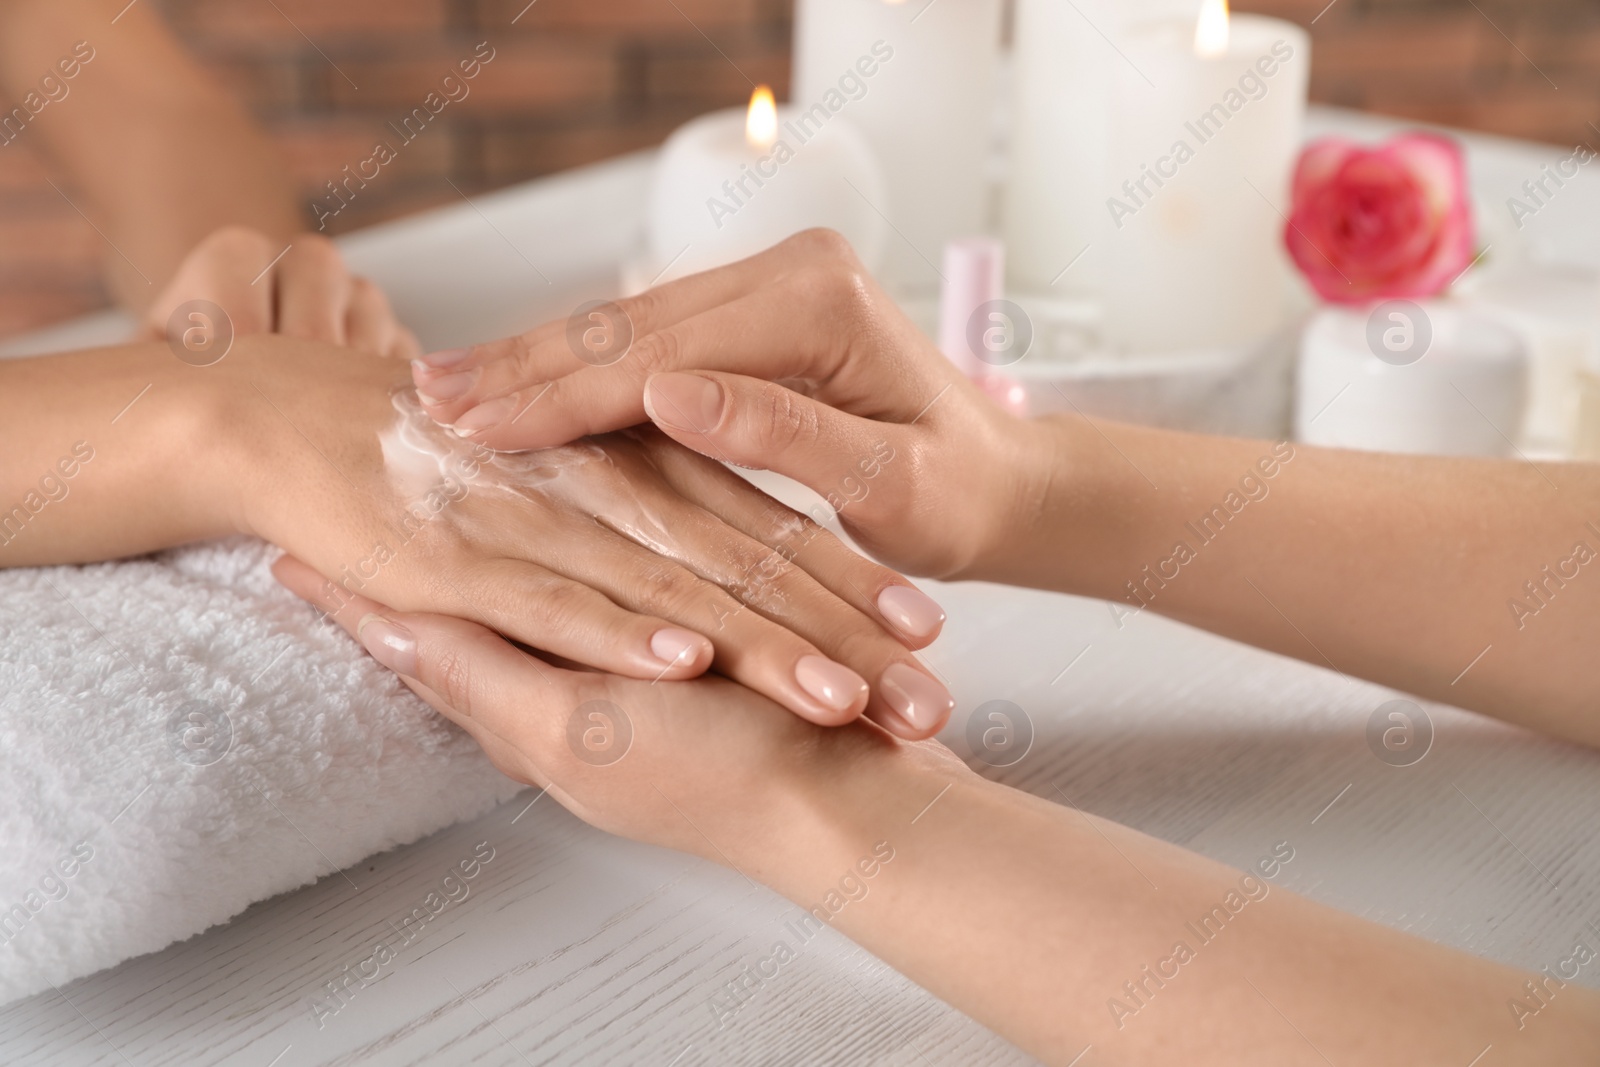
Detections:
752,385,821,452
203,225,271,257
787,227,858,266
290,233,346,274
521,576,589,632
631,326,683,377
635,561,707,615
428,642,478,716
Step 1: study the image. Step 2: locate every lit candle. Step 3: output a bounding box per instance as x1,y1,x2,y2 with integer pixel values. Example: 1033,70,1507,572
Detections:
1100,2,1310,354
792,0,1003,293
646,85,887,283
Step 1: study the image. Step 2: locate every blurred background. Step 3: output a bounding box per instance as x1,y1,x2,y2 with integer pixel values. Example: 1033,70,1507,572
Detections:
0,0,1592,338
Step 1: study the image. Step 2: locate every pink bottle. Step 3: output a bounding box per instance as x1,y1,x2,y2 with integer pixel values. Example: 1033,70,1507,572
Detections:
936,237,1029,417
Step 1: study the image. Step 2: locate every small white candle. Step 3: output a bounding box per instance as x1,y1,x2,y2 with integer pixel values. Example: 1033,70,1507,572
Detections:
792,0,1003,292
1296,303,1527,456
1101,3,1309,354
647,86,887,282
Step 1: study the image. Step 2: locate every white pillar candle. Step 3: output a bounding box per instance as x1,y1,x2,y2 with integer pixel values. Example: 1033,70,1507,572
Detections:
1004,0,1122,296
647,87,887,283
792,0,1003,293
1101,4,1309,354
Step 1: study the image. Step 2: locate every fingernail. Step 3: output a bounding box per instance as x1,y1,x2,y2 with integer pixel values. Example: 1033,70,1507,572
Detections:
415,369,476,404
452,396,517,437
357,613,417,676
645,373,724,434
795,655,869,717
880,663,954,733
877,585,946,641
650,627,708,669
418,347,471,369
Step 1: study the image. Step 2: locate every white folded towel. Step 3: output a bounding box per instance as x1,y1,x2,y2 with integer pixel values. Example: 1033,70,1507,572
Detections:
0,537,523,1005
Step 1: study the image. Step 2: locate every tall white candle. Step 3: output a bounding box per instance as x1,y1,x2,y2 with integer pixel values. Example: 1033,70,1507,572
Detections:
1100,4,1309,354
1004,0,1121,296
792,0,1003,293
646,87,887,283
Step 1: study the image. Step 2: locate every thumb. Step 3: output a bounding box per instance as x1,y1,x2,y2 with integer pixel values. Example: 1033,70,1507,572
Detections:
643,371,906,520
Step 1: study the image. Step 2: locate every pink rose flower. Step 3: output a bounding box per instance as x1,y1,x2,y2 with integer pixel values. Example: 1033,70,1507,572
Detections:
1284,132,1475,304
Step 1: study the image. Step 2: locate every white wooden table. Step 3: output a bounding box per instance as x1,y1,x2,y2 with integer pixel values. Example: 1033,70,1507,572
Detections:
3,108,1599,1066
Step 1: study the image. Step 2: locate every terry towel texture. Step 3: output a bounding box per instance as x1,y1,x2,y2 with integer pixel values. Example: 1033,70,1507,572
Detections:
0,538,523,1005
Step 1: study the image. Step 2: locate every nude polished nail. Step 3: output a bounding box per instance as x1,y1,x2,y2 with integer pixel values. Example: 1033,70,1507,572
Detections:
645,373,724,434
451,396,516,436
795,655,869,718
357,614,417,676
650,628,708,669
417,347,471,369
880,663,954,733
415,369,476,403
877,585,946,641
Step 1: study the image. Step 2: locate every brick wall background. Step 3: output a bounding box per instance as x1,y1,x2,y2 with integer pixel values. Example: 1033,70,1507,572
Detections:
0,0,1592,338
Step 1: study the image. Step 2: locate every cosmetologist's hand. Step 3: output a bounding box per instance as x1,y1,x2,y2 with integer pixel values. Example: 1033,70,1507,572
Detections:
408,229,1048,580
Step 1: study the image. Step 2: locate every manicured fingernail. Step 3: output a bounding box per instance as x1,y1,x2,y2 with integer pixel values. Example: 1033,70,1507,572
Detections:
877,585,946,641
650,627,708,669
795,655,869,717
357,613,417,676
645,373,724,434
880,662,954,732
418,347,471,369
415,369,476,404
452,396,517,436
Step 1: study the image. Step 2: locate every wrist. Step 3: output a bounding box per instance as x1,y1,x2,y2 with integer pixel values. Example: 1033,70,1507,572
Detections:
190,334,408,544
739,731,980,907
954,412,1080,586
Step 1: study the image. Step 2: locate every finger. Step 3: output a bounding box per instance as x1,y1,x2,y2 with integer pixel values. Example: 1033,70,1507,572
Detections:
275,234,352,344
427,557,716,682
638,433,945,649
345,277,399,357
415,232,898,446
551,455,948,737
545,530,870,728
628,485,950,738
647,369,931,534
270,555,575,787
146,228,278,339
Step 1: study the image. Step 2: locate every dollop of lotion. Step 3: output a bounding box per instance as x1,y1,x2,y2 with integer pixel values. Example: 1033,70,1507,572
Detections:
376,390,682,559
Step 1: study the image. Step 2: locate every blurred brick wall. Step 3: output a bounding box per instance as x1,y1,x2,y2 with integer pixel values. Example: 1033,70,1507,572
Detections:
0,0,793,337
1239,0,1600,144
0,0,1594,338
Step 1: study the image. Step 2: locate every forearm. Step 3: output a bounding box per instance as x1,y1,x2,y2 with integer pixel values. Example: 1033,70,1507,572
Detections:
0,0,299,309
763,750,1600,1065
0,343,232,566
979,415,1600,747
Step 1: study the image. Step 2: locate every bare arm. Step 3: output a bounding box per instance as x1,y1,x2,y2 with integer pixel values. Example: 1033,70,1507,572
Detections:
1004,417,1600,747
0,0,299,309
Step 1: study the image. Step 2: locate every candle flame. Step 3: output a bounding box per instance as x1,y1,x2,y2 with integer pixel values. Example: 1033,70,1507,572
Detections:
746,85,777,150
1194,0,1229,57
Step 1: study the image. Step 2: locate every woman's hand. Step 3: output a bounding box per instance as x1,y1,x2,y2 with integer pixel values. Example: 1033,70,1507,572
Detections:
201,336,952,737
407,230,1047,580
271,553,968,853
142,227,420,360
